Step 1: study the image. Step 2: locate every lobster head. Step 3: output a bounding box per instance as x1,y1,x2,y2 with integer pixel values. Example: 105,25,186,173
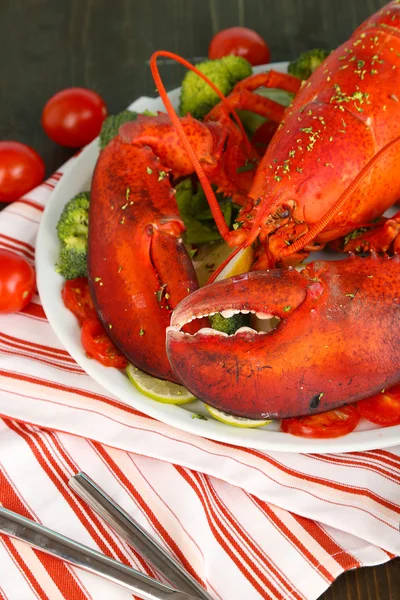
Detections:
201,119,261,205
120,114,259,205
166,255,400,419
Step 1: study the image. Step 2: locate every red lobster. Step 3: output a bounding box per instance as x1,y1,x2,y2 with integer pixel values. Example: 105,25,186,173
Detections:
88,106,264,381
89,1,400,418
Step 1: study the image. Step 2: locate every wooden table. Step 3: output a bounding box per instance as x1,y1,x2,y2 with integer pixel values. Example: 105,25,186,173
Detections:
1,1,399,597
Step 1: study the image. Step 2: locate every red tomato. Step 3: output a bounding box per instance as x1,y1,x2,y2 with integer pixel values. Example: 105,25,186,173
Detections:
0,142,45,203
81,318,128,368
42,88,107,147
0,250,35,313
281,405,360,439
357,385,400,426
62,278,96,325
209,27,271,66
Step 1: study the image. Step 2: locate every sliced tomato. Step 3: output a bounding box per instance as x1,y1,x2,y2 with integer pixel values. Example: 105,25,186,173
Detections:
81,318,127,368
62,278,96,325
280,405,360,438
357,385,400,426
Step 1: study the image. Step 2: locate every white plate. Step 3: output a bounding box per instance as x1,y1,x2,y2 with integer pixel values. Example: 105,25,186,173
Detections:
36,62,400,453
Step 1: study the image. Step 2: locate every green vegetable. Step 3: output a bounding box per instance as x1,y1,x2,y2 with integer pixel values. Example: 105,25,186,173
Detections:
99,110,139,149
99,109,158,150
210,312,250,335
56,192,90,280
179,55,252,120
191,413,208,420
56,236,88,280
175,178,239,245
238,87,295,138
288,49,330,80
57,192,90,242
343,227,370,247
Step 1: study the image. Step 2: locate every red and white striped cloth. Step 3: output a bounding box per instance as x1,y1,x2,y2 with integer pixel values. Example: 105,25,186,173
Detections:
0,158,399,600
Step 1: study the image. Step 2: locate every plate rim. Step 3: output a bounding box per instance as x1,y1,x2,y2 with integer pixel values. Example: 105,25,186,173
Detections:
35,61,400,453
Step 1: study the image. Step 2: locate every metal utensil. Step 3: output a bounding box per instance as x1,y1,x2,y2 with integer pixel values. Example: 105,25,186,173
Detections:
0,507,200,600
69,472,212,600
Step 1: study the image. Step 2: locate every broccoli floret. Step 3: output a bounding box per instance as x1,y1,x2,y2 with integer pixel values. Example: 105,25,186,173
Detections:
210,312,250,335
220,54,253,82
288,49,330,80
175,177,235,245
57,192,90,242
99,110,139,149
56,192,90,280
179,55,252,120
56,236,88,280
99,109,159,149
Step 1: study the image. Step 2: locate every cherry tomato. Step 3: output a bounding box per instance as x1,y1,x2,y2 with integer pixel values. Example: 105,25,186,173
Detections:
42,88,108,148
0,250,35,314
81,318,128,368
209,27,271,66
0,142,45,203
357,385,400,426
280,405,360,439
62,278,97,325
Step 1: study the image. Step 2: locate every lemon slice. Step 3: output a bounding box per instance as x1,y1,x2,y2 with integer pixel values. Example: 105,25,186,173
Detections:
193,242,254,286
205,404,272,428
126,364,196,404
216,245,254,281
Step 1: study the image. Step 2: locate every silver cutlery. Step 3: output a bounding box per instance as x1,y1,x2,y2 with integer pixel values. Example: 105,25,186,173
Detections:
68,472,212,600
0,507,203,600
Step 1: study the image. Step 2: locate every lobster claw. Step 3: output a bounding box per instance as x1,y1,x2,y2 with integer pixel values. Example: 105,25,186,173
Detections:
88,137,199,382
166,256,400,419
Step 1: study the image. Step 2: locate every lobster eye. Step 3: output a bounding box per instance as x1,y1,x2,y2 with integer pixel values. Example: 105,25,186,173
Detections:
277,206,290,219
278,200,295,219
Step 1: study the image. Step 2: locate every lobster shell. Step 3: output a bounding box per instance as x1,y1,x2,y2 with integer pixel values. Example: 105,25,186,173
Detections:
167,255,400,419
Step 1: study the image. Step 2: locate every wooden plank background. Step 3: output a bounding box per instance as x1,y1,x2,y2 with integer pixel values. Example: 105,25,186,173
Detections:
0,1,399,597
0,0,393,173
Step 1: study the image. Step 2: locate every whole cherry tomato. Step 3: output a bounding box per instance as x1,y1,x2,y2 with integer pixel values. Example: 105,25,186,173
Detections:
280,405,360,439
0,250,36,313
0,142,45,203
61,278,97,325
209,27,271,66
81,317,128,368
42,88,108,148
357,385,400,426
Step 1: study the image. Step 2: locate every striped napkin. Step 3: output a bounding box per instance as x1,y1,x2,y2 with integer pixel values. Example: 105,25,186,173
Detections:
0,158,399,600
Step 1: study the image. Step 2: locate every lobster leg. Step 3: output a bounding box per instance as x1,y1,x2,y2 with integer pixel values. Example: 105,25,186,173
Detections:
334,210,400,254
206,70,302,124
233,71,302,94
206,89,286,124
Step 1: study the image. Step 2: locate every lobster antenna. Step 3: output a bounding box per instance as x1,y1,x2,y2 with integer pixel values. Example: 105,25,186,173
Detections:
281,136,400,257
150,50,252,241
